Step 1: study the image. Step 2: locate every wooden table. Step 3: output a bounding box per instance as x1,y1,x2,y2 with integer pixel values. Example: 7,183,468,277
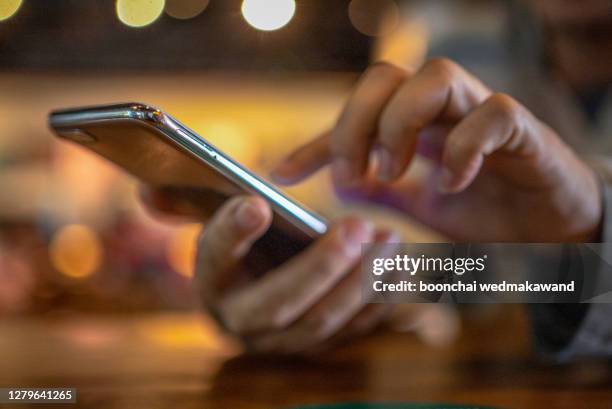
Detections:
1,307,611,409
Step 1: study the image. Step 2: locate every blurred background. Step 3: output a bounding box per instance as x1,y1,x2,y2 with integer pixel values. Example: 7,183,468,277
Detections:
0,0,511,317
3,5,612,407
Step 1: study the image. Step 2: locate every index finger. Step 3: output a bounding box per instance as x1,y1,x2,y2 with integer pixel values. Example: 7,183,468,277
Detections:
272,63,408,185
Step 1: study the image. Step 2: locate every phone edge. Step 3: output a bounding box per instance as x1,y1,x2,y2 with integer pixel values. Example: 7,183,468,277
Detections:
49,102,328,238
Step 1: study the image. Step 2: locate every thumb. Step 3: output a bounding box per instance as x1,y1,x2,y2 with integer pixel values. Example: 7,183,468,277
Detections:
195,195,272,299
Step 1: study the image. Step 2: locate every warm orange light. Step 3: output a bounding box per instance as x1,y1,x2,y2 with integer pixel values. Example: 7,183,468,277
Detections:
165,0,209,19
196,121,261,168
0,0,22,22
166,223,202,278
373,16,428,69
139,316,237,352
116,0,165,28
49,225,103,279
349,0,399,37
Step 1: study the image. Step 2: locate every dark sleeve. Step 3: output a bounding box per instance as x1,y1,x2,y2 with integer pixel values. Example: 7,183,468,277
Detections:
528,303,589,358
529,180,612,361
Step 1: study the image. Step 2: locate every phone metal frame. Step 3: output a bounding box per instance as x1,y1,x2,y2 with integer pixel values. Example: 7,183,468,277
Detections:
49,102,328,237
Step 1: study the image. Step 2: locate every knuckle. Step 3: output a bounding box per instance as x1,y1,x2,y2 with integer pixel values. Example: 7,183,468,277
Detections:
365,61,408,82
486,93,522,122
424,57,461,82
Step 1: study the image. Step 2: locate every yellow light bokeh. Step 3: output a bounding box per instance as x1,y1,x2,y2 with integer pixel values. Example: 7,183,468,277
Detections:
143,322,221,348
373,16,428,69
165,0,209,20
0,0,22,22
139,316,239,353
166,223,202,278
241,0,296,31
116,0,165,28
49,225,103,279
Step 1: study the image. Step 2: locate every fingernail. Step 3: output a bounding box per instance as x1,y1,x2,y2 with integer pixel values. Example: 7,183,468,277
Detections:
235,200,263,230
437,168,454,193
333,158,354,185
338,221,374,257
377,149,395,181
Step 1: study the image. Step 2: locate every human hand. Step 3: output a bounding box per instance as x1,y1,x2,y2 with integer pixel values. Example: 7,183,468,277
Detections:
272,60,603,242
192,194,399,354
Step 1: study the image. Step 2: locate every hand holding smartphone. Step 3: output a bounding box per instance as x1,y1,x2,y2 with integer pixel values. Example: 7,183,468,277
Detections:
48,102,396,355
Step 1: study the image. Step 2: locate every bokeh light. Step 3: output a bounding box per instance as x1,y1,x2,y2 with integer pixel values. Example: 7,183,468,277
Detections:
348,0,399,37
166,223,202,278
116,0,165,28
241,0,296,32
0,0,22,22
373,14,428,69
49,225,103,279
165,0,209,20
139,316,235,351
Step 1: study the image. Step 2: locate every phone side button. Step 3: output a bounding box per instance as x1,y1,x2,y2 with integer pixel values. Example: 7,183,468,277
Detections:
59,129,97,144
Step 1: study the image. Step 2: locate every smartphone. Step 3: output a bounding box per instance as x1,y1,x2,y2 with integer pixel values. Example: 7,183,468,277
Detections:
48,102,327,246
